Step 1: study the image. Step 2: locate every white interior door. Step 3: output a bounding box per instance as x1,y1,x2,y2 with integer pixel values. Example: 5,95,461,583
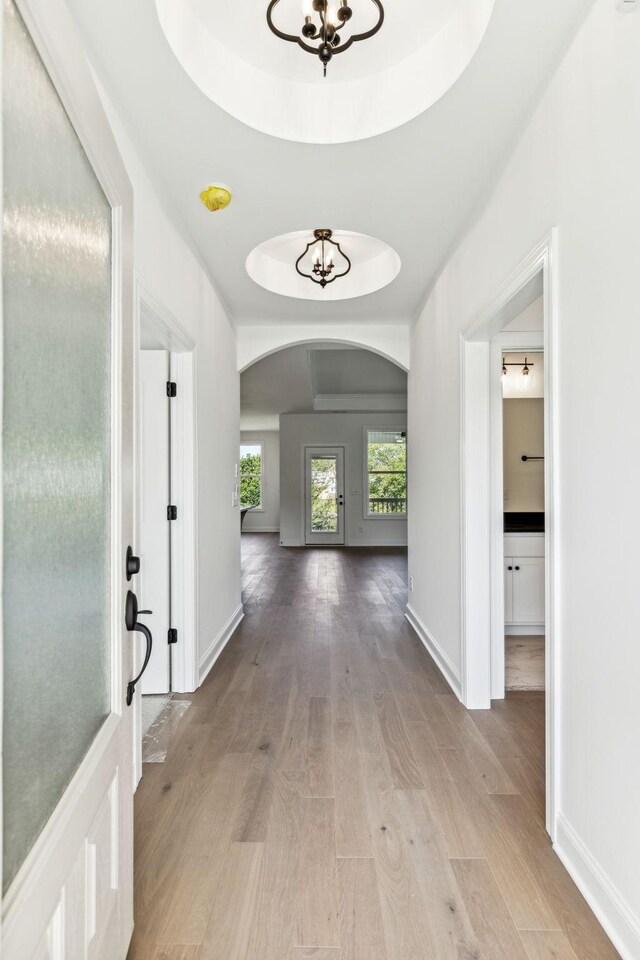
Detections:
1,0,134,956
138,350,171,694
305,447,345,545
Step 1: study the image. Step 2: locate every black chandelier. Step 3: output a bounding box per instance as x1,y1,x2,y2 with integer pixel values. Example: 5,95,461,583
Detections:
296,229,351,288
267,0,385,77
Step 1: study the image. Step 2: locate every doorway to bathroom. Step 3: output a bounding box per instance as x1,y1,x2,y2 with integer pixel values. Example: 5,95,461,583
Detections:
502,349,545,693
460,232,559,839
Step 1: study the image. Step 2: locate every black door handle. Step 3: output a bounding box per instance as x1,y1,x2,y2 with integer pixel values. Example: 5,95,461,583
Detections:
507,566,513,571
125,589,153,706
515,566,520,571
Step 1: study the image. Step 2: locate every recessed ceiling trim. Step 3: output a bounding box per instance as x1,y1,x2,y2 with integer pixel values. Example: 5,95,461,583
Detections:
155,0,495,143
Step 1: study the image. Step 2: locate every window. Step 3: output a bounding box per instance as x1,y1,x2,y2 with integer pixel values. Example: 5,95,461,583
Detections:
240,442,264,509
365,429,407,517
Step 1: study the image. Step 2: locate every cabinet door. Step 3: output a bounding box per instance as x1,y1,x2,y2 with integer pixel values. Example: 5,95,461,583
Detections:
512,557,545,623
504,559,514,623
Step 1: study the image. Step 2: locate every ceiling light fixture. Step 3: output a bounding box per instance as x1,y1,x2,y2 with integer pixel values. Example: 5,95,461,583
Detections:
295,229,351,289
267,0,384,77
502,357,534,390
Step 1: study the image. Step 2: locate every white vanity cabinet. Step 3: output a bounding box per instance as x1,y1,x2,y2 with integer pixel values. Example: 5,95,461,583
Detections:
504,534,545,629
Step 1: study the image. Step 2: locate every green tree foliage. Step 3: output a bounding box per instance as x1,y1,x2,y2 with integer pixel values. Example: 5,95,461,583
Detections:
310,458,338,531
240,451,262,507
368,441,407,513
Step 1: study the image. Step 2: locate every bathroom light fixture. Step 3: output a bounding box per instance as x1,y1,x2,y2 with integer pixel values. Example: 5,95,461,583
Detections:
267,0,384,77
502,357,534,378
295,229,351,288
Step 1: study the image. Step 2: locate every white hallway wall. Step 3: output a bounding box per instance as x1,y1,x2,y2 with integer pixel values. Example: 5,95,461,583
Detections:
280,412,408,547
97,86,242,678
408,1,640,955
241,430,280,532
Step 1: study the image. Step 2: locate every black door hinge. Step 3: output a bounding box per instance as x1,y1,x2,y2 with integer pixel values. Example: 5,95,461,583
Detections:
167,381,177,398
167,505,178,521
168,627,178,645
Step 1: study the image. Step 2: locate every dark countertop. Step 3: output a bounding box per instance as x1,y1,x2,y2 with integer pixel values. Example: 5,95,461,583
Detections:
504,512,545,533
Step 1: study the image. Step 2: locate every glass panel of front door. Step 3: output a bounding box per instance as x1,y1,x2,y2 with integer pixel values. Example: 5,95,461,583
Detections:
305,448,344,545
2,0,112,892
311,457,338,532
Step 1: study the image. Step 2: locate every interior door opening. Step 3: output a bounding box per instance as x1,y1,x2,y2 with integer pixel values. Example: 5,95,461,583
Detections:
502,350,546,694
461,236,557,837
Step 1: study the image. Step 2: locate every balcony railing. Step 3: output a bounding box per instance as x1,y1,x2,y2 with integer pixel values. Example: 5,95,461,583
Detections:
369,498,407,514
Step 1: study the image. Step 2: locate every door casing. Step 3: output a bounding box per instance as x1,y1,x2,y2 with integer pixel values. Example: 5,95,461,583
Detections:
459,231,559,840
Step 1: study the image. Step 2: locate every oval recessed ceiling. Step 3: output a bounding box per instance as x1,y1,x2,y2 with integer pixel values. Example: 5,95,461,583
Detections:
246,230,401,301
155,0,495,144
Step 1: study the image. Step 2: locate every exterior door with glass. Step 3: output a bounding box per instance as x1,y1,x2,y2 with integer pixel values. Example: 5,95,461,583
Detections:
1,0,135,957
305,447,345,545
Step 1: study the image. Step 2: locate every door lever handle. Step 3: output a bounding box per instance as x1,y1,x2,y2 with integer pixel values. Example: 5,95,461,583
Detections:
125,589,154,706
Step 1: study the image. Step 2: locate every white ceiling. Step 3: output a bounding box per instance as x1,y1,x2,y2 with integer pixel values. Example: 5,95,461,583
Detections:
67,0,593,326
241,345,407,429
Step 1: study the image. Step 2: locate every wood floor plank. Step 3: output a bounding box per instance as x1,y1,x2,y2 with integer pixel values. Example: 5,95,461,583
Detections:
293,950,339,958
394,789,481,960
440,748,559,932
337,857,388,960
332,721,372,858
374,693,424,789
199,842,263,960
437,696,518,795
245,773,304,960
150,947,201,960
303,697,334,798
450,858,529,960
156,752,251,945
519,930,581,960
359,749,439,960
404,720,484,858
295,798,339,949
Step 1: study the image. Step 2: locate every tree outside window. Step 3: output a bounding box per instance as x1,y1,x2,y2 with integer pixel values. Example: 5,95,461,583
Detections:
240,442,264,508
366,430,407,516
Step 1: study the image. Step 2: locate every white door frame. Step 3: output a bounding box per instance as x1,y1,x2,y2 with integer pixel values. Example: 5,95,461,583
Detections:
460,230,559,839
1,0,135,954
133,276,198,785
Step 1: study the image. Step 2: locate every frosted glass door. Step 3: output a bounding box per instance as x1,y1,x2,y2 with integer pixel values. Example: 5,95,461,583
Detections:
2,0,112,892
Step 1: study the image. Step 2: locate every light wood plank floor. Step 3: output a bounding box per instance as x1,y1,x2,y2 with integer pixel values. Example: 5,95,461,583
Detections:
128,534,619,960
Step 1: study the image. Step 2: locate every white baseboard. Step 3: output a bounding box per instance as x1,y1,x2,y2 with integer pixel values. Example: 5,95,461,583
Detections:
243,526,280,533
554,814,640,960
405,604,462,700
198,604,244,685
